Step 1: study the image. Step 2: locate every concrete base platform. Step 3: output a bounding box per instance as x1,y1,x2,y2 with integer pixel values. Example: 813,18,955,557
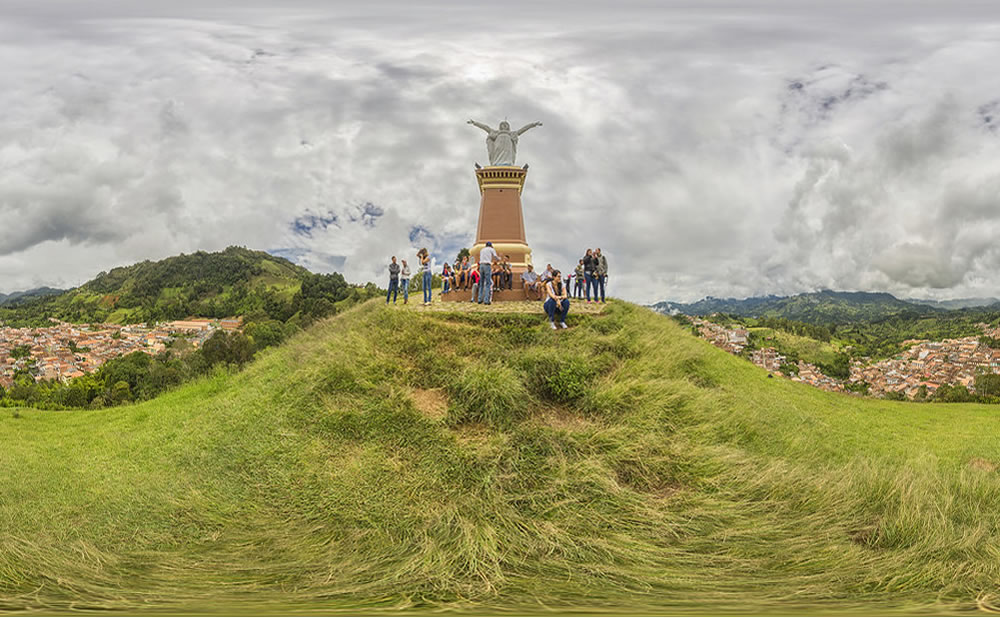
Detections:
439,286,544,303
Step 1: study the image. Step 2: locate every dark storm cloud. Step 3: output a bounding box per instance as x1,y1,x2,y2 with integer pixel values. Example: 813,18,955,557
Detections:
2,0,1000,301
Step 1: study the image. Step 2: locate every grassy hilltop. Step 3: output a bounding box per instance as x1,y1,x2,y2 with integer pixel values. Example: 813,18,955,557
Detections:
2,300,1000,614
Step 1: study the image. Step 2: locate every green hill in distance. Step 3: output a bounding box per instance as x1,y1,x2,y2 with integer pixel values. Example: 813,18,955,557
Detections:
654,290,941,324
2,300,999,614
0,246,368,327
0,287,66,307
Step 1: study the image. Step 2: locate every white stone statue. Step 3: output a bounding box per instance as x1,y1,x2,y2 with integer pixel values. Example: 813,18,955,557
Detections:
467,119,542,166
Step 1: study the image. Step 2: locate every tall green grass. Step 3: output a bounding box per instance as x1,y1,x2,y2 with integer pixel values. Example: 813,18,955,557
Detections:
1,300,999,614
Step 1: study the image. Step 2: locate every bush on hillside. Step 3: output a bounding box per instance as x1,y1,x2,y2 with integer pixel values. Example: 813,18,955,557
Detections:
932,384,976,403
202,331,255,367
518,348,597,404
817,351,852,380
975,373,1000,398
446,363,530,428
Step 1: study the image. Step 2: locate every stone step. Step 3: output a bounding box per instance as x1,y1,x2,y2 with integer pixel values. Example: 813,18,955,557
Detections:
440,287,545,303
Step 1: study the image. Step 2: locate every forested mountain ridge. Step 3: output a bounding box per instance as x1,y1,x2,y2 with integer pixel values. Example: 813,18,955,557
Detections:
653,290,941,324
0,246,378,327
0,287,65,307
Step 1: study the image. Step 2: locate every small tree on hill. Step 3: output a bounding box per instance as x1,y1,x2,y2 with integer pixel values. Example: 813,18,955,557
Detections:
975,373,1000,398
111,381,132,405
202,330,255,368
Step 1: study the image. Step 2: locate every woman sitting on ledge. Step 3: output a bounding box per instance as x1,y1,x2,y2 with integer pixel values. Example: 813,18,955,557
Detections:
543,269,570,330
458,256,470,290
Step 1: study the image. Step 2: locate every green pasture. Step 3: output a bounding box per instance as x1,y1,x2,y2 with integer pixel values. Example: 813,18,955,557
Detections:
2,300,999,614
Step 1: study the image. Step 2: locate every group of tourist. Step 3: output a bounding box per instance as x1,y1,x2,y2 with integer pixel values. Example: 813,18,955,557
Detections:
439,246,515,302
385,246,608,329
385,248,433,306
571,248,608,303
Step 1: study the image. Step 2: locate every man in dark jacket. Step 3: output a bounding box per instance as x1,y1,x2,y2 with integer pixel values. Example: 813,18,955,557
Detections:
582,249,596,302
386,256,400,304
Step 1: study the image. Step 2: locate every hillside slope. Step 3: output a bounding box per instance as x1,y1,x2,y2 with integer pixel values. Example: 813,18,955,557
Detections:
2,301,999,614
0,287,65,307
0,246,310,326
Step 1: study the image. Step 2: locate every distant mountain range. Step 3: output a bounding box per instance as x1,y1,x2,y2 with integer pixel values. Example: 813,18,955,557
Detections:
904,297,1000,310
0,287,65,307
651,290,1000,324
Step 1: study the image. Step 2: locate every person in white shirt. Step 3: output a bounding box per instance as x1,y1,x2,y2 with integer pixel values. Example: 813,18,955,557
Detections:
522,264,541,300
477,241,499,304
399,260,411,304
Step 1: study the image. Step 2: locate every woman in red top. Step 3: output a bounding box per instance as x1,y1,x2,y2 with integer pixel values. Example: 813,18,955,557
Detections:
469,267,480,302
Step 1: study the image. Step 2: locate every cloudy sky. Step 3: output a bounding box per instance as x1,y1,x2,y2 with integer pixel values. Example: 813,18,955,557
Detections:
2,0,1000,303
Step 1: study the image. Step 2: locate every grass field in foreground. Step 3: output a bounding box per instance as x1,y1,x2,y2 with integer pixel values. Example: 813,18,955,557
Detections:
2,300,999,614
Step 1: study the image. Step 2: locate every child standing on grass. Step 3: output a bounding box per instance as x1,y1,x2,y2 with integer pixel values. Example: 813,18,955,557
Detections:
543,269,570,329
399,260,411,304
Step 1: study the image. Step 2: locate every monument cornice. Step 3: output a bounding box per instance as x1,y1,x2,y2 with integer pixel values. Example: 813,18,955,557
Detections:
475,166,528,195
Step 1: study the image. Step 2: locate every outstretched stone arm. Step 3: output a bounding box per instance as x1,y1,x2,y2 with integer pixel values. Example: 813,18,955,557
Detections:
515,121,542,135
467,119,493,133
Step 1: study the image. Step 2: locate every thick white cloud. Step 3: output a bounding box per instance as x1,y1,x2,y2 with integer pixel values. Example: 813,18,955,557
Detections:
1,1,1000,303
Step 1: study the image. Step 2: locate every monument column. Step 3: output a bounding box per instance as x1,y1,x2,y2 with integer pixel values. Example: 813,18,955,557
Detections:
470,166,532,273
440,117,541,302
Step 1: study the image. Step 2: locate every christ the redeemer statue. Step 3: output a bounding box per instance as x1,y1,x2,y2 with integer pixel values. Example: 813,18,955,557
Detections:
467,119,542,166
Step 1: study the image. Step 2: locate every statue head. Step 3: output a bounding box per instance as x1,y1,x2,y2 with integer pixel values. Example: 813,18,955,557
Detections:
499,120,510,131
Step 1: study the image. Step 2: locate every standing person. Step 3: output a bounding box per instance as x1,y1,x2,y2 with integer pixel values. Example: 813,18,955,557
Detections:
594,248,608,303
582,248,596,303
386,256,400,304
400,259,411,305
418,248,433,305
478,241,499,304
543,269,570,330
574,259,585,299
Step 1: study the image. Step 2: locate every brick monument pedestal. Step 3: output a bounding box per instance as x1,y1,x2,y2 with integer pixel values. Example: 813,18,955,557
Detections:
442,165,537,302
